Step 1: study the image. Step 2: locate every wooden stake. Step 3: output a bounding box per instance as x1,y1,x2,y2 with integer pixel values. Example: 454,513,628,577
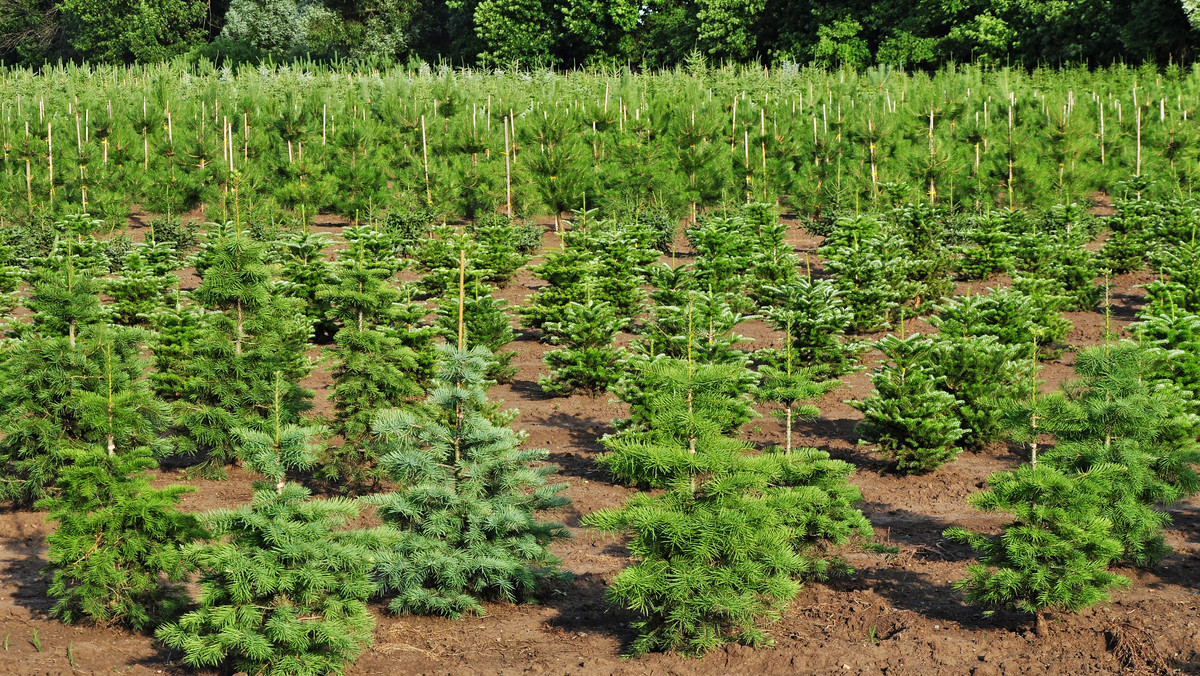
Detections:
504,116,512,217
457,248,466,350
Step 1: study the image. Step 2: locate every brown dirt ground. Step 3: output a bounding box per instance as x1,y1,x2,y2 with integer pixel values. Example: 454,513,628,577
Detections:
0,211,1196,676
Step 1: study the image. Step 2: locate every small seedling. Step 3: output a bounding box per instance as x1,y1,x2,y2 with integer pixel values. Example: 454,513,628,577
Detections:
866,626,879,645
4,633,9,650
29,629,40,652
68,642,75,667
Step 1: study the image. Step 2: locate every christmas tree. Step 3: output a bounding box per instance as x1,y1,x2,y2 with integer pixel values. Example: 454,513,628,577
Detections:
540,298,628,395
176,231,313,472
157,383,376,676
363,344,571,618
587,443,870,655
852,332,965,473
945,463,1130,636
37,447,205,630
1004,344,1200,566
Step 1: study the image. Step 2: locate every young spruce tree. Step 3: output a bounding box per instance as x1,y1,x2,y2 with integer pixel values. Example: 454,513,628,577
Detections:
157,379,376,676
852,331,965,473
37,447,205,631
363,344,571,618
945,464,1130,637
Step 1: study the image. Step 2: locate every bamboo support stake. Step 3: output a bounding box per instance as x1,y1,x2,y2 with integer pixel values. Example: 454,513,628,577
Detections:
457,248,466,350
421,114,432,205
504,116,512,218
1136,106,1142,179
744,128,750,204
47,122,54,202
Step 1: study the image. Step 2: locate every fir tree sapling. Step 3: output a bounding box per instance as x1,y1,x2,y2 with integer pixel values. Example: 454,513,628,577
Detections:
540,298,628,395
755,351,838,453
1003,344,1200,566
636,289,754,366
435,288,519,384
586,445,870,655
928,334,1032,450
37,447,206,630
601,359,759,487
25,256,101,348
945,464,1130,636
758,278,862,376
363,345,571,618
318,262,423,441
176,233,314,471
852,332,965,473
157,385,375,676
957,212,1016,280
0,326,170,505
1132,311,1200,394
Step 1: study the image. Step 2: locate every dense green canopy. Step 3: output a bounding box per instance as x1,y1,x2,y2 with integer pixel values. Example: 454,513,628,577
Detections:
1,0,1197,67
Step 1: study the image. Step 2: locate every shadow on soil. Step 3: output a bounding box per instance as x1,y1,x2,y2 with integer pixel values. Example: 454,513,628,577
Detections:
544,572,639,653
0,512,52,620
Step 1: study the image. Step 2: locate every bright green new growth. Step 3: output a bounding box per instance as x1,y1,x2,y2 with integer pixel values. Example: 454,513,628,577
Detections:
601,358,758,487
177,230,314,471
38,447,206,631
945,464,1130,636
155,485,376,676
852,333,965,473
0,326,170,506
363,344,571,618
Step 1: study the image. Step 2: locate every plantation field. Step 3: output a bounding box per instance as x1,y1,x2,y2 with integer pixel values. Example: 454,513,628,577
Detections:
0,207,1194,676
3,62,1200,676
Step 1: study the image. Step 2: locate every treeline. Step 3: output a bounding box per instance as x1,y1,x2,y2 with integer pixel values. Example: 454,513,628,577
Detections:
2,0,1199,68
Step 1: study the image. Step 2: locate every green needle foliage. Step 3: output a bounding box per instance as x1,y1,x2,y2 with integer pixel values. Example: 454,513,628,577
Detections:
319,262,424,441
945,464,1130,637
758,278,862,376
931,286,1071,358
157,395,375,676
636,289,754,366
852,332,965,473
363,345,571,618
177,231,314,471
436,288,519,384
25,257,101,348
37,447,206,631
957,211,1016,280
1131,311,1200,395
585,447,870,656
602,358,760,487
540,298,628,395
928,334,1032,450
0,326,170,505
755,361,838,453
1003,344,1200,566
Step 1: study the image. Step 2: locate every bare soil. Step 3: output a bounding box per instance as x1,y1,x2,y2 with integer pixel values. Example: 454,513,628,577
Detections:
0,214,1196,676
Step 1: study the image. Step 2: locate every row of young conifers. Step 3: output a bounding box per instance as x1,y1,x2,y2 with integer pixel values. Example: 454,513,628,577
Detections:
3,61,1200,234
1,189,1198,672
